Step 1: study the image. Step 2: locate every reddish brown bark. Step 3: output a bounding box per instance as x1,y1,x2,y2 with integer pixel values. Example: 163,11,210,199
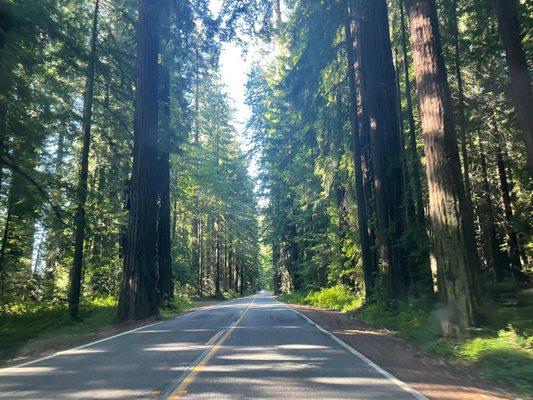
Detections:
118,0,161,321
358,0,409,302
344,2,377,299
404,0,478,336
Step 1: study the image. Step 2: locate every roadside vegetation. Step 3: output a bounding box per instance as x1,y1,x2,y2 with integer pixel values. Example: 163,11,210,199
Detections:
278,284,533,394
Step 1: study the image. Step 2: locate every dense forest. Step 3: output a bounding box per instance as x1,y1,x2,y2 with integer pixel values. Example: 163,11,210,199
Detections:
0,0,531,344
0,0,267,321
249,0,532,338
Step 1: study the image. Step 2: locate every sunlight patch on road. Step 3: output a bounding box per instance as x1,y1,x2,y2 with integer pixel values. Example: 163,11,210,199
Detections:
64,348,106,355
218,352,325,362
309,376,394,386
2,366,57,375
133,330,174,334
71,389,148,398
276,344,329,350
143,343,204,352
193,362,315,372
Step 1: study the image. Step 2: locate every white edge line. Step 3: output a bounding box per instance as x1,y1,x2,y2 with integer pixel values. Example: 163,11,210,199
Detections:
277,300,429,400
0,298,243,374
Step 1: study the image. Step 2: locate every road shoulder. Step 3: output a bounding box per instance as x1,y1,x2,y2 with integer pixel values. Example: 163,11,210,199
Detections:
287,303,521,400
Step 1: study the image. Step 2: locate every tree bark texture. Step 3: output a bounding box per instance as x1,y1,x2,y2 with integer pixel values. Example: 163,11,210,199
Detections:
404,0,478,337
118,0,161,321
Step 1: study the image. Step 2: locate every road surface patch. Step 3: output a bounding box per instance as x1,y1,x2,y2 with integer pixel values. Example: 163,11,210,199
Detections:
160,297,256,399
278,300,429,400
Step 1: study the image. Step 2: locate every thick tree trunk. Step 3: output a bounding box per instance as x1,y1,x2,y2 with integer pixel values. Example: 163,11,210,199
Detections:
404,0,478,337
69,0,99,319
358,0,408,302
490,0,533,175
395,46,433,295
344,2,377,300
157,1,173,302
118,0,161,321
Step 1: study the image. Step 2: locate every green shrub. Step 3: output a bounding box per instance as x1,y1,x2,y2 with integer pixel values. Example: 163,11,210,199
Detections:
305,285,362,312
277,285,362,313
276,291,308,305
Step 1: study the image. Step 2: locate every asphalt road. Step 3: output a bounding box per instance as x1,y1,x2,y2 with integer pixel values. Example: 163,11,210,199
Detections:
0,294,427,399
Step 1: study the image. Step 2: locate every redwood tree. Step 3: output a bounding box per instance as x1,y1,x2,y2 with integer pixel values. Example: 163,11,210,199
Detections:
358,0,409,302
344,2,376,299
404,0,478,337
118,0,161,321
157,0,173,303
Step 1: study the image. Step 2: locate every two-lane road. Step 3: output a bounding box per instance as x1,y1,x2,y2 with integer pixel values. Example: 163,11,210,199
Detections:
0,295,427,399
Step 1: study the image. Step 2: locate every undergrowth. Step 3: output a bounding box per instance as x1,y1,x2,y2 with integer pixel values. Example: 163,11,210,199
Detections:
277,285,362,312
0,297,118,364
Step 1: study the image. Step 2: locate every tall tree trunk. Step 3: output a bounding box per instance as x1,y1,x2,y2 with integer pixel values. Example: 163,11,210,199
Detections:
234,249,240,293
344,1,377,300
358,0,409,302
192,69,201,296
215,215,221,295
394,46,433,294
272,242,281,294
69,0,100,319
394,49,414,223
450,0,474,205
404,0,478,337
228,246,234,291
399,0,426,226
157,0,173,302
490,0,533,175
336,177,350,274
494,125,527,281
198,219,203,296
118,0,161,321
239,257,244,296
0,188,14,290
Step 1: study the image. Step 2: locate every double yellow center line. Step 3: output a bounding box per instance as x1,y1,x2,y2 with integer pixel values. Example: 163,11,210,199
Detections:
162,297,256,400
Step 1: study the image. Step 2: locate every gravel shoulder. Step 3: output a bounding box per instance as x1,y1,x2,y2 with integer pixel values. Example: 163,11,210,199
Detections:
288,303,527,400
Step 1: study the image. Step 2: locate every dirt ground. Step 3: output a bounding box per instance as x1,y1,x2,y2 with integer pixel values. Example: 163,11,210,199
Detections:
289,304,528,400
